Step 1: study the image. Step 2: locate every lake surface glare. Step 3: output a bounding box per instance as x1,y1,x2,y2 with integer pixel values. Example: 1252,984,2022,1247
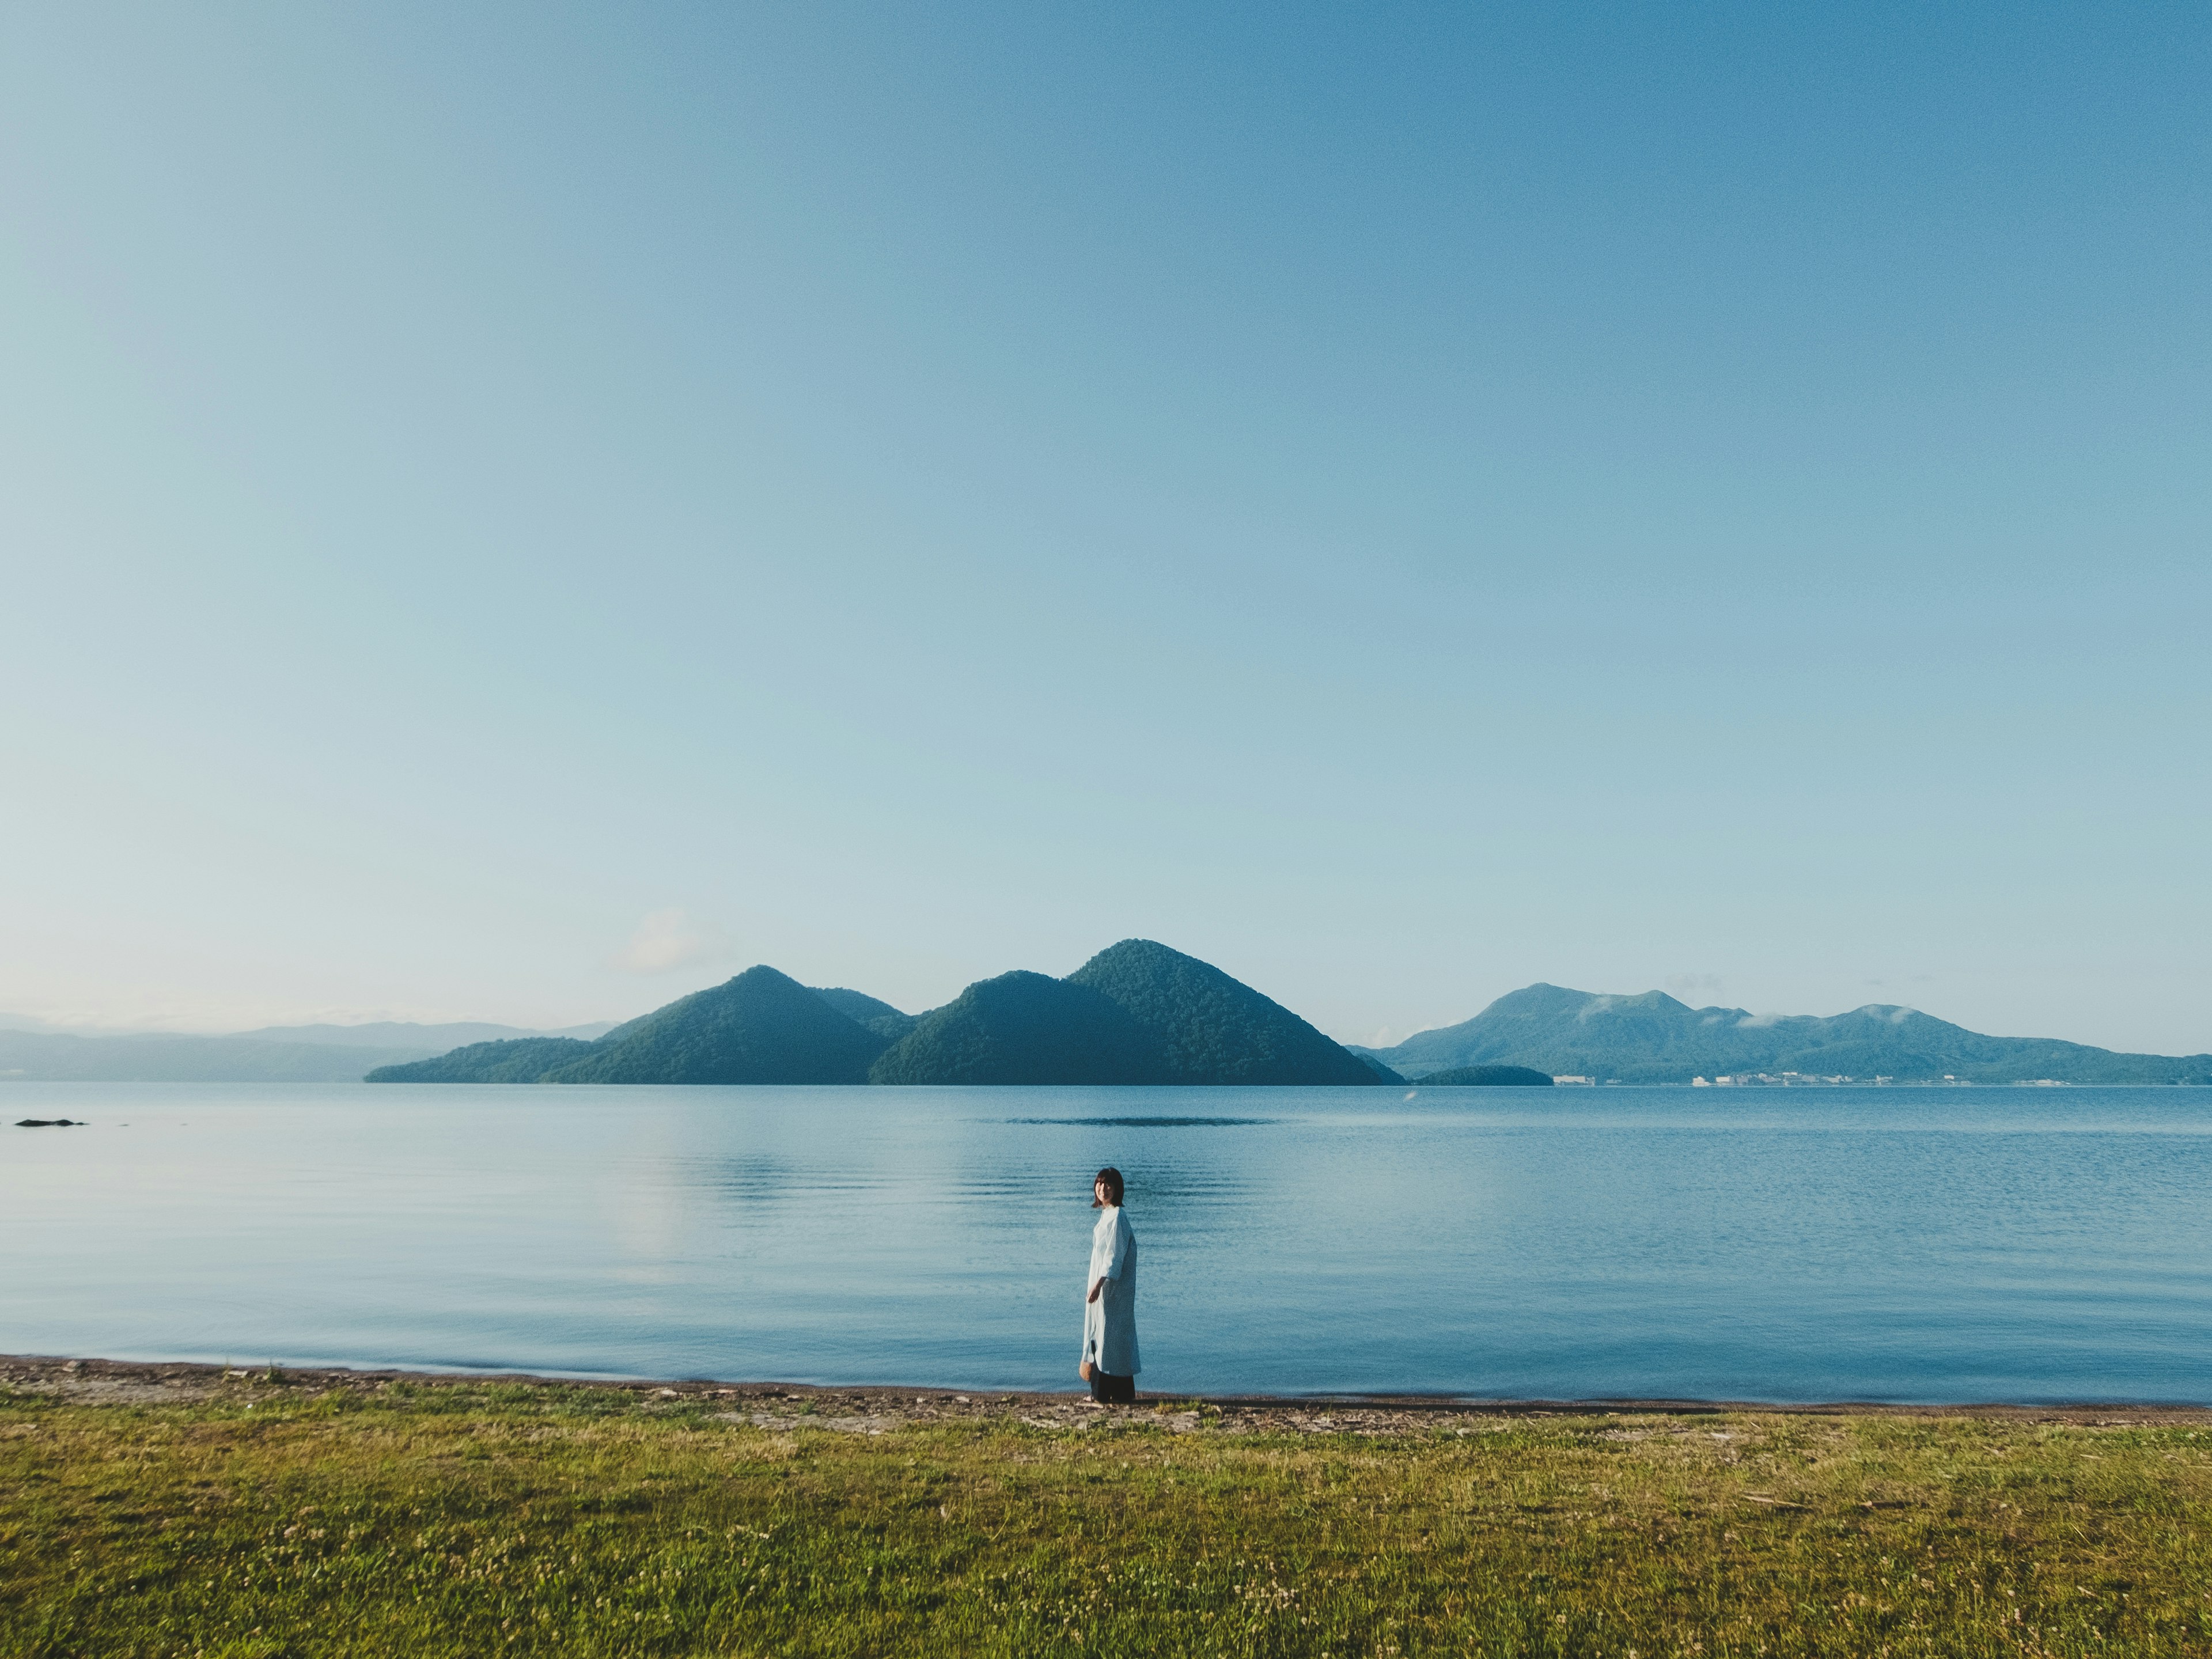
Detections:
5,1083,2208,1404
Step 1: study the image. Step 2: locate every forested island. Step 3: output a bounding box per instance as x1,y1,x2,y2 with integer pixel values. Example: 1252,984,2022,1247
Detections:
365,945,2211,1089
360,947,2212,1089
368,941,1392,1087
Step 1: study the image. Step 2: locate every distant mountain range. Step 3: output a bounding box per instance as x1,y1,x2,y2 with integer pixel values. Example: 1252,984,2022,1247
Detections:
0,1031,434,1084
369,940,1389,1088
12,969,2206,1089
1353,984,2212,1085
236,1020,616,1048
0,1018,618,1084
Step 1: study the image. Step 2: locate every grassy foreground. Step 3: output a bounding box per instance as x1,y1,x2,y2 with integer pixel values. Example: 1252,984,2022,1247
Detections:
3,1375,2209,1657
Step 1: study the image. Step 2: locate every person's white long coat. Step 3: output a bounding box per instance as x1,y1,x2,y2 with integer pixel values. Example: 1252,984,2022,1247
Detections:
1081,1204,1140,1377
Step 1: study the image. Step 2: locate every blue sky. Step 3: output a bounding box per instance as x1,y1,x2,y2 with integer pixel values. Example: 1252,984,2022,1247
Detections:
3,3,2207,1052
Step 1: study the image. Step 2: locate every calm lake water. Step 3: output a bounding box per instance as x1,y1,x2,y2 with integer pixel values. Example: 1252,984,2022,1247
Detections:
4,1084,2208,1403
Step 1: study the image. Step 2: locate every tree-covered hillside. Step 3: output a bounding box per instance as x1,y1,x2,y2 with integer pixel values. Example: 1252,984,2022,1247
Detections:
365,944,1389,1087
1359,984,2212,1085
1417,1064,1554,1086
868,942,1387,1086
867,972,1167,1085
546,967,889,1085
810,988,919,1041
363,971,901,1085
1066,940,1381,1086
366,1037,600,1084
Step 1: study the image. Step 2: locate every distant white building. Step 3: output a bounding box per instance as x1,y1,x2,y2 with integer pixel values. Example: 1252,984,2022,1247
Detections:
1692,1076,1711,1087
1552,1075,1593,1085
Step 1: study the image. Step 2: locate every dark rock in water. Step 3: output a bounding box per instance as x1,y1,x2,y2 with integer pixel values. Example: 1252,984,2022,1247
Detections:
15,1118,82,1127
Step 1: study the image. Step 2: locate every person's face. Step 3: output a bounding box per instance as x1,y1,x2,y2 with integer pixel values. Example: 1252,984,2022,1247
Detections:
1094,1178,1112,1207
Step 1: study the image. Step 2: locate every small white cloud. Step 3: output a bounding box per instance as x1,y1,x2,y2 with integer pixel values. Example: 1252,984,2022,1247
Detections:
611,908,728,975
1577,995,1617,1022
1851,1003,1919,1025
1736,1012,1782,1029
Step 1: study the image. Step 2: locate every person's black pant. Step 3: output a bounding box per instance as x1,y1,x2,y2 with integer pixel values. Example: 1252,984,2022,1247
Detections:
1088,1369,1135,1404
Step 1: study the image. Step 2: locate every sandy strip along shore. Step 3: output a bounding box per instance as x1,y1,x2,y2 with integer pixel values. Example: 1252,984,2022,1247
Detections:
6,1354,2205,1431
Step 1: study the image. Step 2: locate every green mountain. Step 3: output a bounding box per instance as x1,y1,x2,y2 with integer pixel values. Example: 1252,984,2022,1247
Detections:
1358,984,2212,1085
589,987,904,1050
356,945,1497,1088
865,940,1387,1086
1065,939,1382,1086
868,972,1166,1085
365,1037,600,1084
1418,1063,1554,1086
366,967,891,1085
1354,1052,1408,1085
811,987,919,1041
546,968,889,1084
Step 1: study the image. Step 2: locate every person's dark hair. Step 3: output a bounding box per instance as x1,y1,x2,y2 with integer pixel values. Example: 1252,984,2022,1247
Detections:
1093,1166,1124,1206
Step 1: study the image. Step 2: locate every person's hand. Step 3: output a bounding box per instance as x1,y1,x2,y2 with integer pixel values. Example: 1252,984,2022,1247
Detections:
1087,1277,1105,1304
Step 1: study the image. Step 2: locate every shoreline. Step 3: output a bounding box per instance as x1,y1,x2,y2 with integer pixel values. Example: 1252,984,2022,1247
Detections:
13,1353,2211,1652
9,1354,2207,1427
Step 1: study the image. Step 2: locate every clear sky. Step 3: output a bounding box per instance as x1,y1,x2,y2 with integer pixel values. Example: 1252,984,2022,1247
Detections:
3,3,2207,1053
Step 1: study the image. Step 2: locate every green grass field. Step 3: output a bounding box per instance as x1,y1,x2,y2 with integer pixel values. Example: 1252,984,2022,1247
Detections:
3,1374,2208,1657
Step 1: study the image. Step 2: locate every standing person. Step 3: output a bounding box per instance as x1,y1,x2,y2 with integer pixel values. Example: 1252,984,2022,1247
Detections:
1080,1166,1139,1404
